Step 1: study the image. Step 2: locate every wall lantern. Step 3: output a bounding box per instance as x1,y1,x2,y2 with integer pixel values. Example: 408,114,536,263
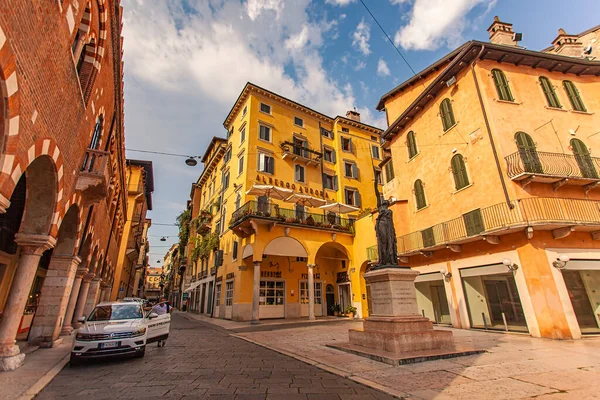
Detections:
439,267,452,280
552,254,570,269
502,258,519,272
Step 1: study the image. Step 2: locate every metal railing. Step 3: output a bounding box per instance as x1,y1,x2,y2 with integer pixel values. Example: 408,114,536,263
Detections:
280,141,322,163
366,245,378,263
230,200,355,233
505,151,600,180
397,197,600,254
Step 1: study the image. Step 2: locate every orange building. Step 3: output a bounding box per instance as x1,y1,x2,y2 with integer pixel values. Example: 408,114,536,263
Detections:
377,18,600,339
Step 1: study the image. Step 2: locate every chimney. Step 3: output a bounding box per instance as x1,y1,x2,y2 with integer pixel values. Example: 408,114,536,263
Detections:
551,28,584,57
487,16,519,46
346,108,360,122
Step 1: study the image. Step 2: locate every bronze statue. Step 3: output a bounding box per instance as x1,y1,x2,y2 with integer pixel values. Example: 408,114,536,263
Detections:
371,167,405,270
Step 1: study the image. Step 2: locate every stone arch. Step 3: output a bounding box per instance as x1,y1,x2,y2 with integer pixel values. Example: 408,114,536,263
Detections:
263,237,308,258
81,0,108,103
312,241,350,265
71,1,92,60
53,204,80,256
241,243,253,260
86,245,99,275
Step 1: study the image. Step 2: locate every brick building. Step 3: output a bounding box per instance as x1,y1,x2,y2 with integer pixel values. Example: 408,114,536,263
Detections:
0,0,128,370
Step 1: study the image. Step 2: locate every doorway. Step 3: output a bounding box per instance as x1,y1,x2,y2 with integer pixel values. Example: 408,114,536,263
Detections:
326,284,335,316
562,269,600,333
200,283,206,314
207,282,214,315
339,284,351,311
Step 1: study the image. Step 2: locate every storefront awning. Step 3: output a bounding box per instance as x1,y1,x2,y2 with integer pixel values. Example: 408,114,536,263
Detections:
184,281,202,293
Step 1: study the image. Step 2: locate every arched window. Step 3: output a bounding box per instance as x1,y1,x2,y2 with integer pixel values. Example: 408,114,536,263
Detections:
539,77,561,109
414,180,426,210
407,131,418,159
440,99,456,132
76,38,96,97
515,131,542,173
491,69,514,102
89,116,103,150
571,138,598,179
451,154,469,190
563,81,586,112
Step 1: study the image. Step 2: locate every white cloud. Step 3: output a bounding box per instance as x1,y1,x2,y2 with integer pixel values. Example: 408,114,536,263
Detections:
285,25,310,50
246,0,285,21
390,0,412,4
352,18,371,56
353,60,366,71
377,58,391,76
325,0,356,6
339,14,347,20
394,0,493,50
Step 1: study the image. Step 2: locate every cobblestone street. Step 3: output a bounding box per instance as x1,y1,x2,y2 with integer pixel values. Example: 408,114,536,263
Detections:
37,314,396,399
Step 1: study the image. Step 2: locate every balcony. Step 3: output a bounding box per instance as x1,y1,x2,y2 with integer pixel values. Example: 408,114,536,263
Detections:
366,245,378,263
505,151,600,192
210,267,216,275
280,141,322,167
76,149,110,204
230,200,355,238
397,197,600,257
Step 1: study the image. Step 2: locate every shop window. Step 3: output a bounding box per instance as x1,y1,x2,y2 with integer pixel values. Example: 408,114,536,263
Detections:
215,283,221,306
225,281,233,306
561,267,600,334
300,281,323,304
259,281,284,305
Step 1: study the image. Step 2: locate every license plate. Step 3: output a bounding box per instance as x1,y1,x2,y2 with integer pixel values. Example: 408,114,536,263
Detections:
100,342,118,349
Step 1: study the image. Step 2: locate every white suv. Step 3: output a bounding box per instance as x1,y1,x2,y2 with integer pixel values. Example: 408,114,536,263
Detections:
70,301,170,365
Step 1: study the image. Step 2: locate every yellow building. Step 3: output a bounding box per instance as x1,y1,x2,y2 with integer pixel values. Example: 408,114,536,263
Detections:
111,159,154,300
378,18,600,339
184,83,383,321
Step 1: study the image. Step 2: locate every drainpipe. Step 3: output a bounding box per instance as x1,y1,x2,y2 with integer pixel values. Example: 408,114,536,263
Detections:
470,45,514,209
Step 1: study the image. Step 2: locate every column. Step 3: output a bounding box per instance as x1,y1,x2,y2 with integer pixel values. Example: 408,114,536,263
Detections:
307,264,316,321
132,269,142,297
83,277,102,317
61,269,86,335
28,255,81,347
251,261,261,325
72,274,94,328
0,234,55,371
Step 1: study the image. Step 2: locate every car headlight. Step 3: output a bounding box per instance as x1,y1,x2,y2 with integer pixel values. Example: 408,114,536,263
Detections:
131,327,146,337
76,332,93,340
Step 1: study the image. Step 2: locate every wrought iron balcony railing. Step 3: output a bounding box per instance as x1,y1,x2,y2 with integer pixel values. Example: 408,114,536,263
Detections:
280,141,322,165
505,151,600,185
397,197,600,255
230,200,355,234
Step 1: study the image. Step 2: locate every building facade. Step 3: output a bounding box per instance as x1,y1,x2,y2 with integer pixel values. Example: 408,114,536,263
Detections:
0,0,128,370
183,83,383,322
143,267,162,303
378,18,600,339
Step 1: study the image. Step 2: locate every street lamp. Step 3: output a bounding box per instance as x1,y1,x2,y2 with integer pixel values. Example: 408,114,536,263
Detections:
553,254,570,269
502,258,519,272
160,237,167,242
185,157,198,166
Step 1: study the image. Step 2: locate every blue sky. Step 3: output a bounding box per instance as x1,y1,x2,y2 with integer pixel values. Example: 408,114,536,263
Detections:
120,0,598,265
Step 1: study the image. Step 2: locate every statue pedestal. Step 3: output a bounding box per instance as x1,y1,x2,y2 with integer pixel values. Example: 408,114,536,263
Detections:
329,267,483,364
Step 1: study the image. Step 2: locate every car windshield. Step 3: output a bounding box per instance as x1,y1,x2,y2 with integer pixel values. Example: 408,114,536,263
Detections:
87,304,143,321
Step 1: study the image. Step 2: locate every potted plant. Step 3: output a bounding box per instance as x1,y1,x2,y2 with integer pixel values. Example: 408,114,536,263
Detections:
330,303,342,317
346,305,357,318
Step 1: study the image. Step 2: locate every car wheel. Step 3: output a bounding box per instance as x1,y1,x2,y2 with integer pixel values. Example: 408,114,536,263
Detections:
69,354,81,366
135,347,146,358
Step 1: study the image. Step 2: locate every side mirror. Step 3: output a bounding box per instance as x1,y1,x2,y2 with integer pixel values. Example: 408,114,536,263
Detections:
77,316,86,323
148,313,159,319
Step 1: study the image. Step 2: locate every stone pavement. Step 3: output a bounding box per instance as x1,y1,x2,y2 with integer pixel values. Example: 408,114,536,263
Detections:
235,320,600,399
36,313,397,399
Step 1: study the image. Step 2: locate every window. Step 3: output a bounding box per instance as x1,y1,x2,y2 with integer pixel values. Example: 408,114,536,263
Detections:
374,169,382,184
321,127,334,139
515,131,542,173
215,284,221,307
242,105,247,117
384,160,395,182
344,161,358,179
463,209,484,237
227,127,234,139
225,281,234,306
232,241,238,261
491,69,514,102
323,148,336,163
323,173,338,190
371,135,378,142
371,145,380,159
258,153,275,174
341,137,353,152
539,77,561,108
294,116,304,127
224,147,232,164
259,281,284,305
440,98,456,131
407,131,418,159
451,154,470,190
341,127,349,133
345,188,361,206
295,164,305,182
260,103,271,114
235,194,241,210
414,180,426,210
259,125,271,142
571,138,598,179
563,80,586,112
215,220,221,236
238,155,244,175
300,281,322,305
222,171,230,190
240,127,246,144
421,227,435,247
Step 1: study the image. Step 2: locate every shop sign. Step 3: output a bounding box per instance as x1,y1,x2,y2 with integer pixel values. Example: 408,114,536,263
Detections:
182,293,189,300
256,174,330,199
226,272,235,280
336,272,350,283
261,270,282,278
301,273,321,279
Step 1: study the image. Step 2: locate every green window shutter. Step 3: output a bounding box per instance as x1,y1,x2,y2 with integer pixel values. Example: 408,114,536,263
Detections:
540,77,561,108
421,227,435,248
440,99,455,131
463,209,484,237
451,154,469,190
407,131,418,159
385,160,395,182
563,81,586,112
414,180,426,209
492,69,514,102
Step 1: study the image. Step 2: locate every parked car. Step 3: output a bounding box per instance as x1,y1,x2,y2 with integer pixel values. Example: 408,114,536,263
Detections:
70,301,170,365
